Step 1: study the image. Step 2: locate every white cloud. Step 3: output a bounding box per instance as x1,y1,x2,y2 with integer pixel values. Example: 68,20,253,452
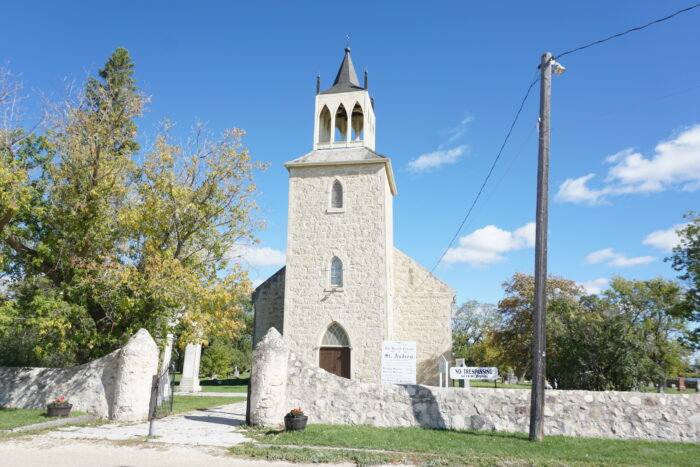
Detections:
443,222,535,267
643,223,688,253
446,115,474,144
578,278,609,295
408,145,468,173
229,245,286,268
555,173,610,205
556,124,700,204
584,248,655,268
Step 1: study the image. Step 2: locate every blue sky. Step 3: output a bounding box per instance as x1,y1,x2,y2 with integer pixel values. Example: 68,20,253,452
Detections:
4,1,699,305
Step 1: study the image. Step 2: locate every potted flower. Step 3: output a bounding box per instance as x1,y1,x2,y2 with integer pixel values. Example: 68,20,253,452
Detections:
284,407,308,431
47,396,72,417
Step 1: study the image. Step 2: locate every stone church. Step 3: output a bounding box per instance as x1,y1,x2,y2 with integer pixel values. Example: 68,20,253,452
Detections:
253,48,454,385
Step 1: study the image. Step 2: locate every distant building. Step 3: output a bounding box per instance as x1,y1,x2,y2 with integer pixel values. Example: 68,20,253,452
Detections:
253,48,454,384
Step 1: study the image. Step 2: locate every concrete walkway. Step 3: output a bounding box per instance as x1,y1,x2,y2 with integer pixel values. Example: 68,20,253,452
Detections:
174,391,247,397
43,401,250,447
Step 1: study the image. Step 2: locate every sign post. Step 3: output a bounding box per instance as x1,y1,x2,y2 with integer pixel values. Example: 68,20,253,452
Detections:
381,341,416,385
439,355,448,387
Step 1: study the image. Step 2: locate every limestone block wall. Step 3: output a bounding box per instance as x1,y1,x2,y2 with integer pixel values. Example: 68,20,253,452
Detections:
250,329,700,443
284,164,392,382
0,329,158,421
252,266,286,346
393,249,454,385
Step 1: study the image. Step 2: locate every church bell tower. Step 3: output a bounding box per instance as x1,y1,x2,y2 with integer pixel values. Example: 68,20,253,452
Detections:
282,48,397,383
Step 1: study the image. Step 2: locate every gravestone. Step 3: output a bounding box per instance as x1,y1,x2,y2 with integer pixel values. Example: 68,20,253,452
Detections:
506,368,518,385
234,365,240,378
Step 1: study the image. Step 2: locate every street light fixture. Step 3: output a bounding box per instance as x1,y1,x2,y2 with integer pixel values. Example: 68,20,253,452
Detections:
551,59,566,75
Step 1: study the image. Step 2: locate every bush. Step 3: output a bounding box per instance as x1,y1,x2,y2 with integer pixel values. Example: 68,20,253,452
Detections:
199,338,235,378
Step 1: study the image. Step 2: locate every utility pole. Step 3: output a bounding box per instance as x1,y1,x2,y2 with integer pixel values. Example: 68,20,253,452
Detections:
530,51,552,442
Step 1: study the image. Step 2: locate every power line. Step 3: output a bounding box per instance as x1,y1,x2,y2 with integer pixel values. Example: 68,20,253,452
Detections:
552,83,700,130
423,2,700,281
426,71,540,276
556,3,700,60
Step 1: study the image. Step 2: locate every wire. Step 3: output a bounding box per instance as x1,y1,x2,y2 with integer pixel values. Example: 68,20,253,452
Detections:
420,2,700,286
552,83,700,131
556,3,700,60
426,71,540,276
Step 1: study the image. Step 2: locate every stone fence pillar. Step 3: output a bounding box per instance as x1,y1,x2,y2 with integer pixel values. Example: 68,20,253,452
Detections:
111,329,159,421
249,327,288,427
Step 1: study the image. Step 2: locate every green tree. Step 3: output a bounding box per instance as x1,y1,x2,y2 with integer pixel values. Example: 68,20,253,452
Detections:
490,273,585,381
0,49,264,365
669,211,700,347
451,300,501,366
548,277,690,390
199,337,236,379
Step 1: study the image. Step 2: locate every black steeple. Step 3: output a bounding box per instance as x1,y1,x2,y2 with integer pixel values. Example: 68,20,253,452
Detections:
320,48,364,94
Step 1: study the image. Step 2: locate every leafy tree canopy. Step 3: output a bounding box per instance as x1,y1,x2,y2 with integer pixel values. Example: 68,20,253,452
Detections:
0,49,264,366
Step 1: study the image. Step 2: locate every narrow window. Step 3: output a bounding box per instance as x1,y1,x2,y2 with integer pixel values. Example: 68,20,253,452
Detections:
330,257,343,287
331,180,343,209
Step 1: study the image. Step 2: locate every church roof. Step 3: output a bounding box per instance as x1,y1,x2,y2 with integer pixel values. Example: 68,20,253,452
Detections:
286,146,385,165
320,47,364,94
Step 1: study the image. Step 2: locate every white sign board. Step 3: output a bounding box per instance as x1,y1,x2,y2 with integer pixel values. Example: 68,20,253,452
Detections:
449,367,499,380
381,341,416,385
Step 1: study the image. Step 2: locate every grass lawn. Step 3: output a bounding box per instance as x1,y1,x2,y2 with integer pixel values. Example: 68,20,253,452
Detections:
171,395,246,415
173,372,249,393
234,424,700,466
464,380,532,390
0,407,88,430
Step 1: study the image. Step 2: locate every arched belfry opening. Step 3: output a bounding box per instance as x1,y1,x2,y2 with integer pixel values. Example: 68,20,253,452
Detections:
318,105,331,143
319,322,351,378
334,104,348,143
351,103,364,141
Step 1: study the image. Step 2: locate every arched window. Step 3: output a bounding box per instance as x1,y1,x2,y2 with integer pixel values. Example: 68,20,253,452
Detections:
331,180,343,209
351,103,364,141
330,257,343,287
318,105,331,143
334,104,348,142
322,322,350,346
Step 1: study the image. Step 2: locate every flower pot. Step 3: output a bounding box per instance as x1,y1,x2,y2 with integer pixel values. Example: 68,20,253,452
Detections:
47,404,72,417
284,415,308,431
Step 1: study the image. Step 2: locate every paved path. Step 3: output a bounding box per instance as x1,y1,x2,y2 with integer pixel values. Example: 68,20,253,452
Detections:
174,391,247,397
43,401,250,447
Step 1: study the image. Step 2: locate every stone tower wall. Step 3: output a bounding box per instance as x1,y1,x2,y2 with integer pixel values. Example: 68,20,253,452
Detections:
283,163,393,382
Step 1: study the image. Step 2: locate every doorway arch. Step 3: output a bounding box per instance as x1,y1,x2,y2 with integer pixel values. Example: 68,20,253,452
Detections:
319,322,351,379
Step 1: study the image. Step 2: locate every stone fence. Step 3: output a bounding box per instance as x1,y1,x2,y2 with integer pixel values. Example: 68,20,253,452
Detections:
0,329,158,421
249,328,700,443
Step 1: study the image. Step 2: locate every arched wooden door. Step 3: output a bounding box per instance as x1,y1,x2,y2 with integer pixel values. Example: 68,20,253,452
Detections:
319,323,351,379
